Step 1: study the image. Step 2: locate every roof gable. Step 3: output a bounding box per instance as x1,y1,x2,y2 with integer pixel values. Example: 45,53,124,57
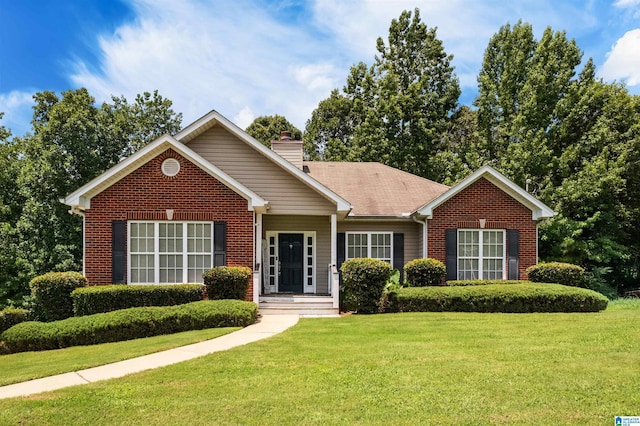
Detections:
176,110,351,213
63,135,266,212
417,166,555,220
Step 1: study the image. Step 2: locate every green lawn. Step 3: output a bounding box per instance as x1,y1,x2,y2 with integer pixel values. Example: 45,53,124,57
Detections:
1,300,639,425
0,327,239,386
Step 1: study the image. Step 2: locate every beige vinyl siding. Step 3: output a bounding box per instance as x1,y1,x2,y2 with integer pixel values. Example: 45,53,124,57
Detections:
188,126,336,215
263,215,331,293
338,220,422,266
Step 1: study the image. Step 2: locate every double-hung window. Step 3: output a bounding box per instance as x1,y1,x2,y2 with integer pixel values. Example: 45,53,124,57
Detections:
457,229,505,280
346,232,392,263
129,221,213,284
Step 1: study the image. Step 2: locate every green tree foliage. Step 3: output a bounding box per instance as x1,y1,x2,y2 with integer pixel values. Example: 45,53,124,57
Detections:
305,9,461,180
474,21,640,292
245,115,301,147
0,89,182,308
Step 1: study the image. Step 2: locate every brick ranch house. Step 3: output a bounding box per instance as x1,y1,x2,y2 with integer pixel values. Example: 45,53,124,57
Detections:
63,110,555,314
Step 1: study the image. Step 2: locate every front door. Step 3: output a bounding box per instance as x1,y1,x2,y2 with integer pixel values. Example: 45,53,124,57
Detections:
278,233,304,293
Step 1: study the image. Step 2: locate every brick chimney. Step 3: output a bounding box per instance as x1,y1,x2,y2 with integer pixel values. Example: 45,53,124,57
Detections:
271,131,303,169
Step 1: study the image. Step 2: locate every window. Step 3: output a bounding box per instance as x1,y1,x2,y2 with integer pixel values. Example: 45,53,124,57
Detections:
457,230,505,280
129,222,213,284
346,232,392,263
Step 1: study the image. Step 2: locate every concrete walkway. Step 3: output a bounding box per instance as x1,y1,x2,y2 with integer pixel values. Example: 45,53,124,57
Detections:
0,314,299,400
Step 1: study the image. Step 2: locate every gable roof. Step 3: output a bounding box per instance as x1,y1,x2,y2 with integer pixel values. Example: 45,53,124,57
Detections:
63,135,267,212
176,110,351,213
417,165,555,220
304,162,449,217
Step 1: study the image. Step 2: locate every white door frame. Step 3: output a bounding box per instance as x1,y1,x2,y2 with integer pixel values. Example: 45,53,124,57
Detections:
265,231,316,294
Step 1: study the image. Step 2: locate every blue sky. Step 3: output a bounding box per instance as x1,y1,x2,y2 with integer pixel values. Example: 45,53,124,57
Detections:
1,0,639,138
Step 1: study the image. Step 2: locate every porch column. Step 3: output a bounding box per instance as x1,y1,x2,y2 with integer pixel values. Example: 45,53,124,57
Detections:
253,213,262,304
330,214,339,308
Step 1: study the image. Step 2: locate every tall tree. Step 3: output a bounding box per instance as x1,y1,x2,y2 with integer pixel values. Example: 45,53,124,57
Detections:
1,89,182,307
305,8,461,180
475,20,640,293
0,114,29,306
245,115,301,147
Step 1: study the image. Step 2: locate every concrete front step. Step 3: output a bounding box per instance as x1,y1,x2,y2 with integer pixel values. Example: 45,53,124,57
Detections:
259,296,338,316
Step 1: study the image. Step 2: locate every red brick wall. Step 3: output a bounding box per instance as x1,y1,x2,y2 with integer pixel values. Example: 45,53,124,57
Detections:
84,148,254,297
427,177,538,280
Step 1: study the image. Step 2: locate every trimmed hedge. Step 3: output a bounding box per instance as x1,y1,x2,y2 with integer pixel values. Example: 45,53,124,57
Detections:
1,300,257,354
446,280,525,286
527,262,586,287
404,258,446,286
387,283,608,313
0,308,30,334
72,284,204,316
341,258,392,314
203,266,252,300
29,272,87,322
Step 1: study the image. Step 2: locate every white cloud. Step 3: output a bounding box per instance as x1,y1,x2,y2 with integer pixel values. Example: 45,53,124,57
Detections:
0,90,34,137
63,0,605,133
69,0,345,131
615,0,640,7
599,29,640,86
233,106,255,130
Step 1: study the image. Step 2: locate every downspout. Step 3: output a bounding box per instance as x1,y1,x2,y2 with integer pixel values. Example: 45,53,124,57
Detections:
411,214,428,258
68,206,86,276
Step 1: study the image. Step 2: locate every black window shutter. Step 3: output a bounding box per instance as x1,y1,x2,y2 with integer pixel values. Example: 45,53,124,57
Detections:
337,232,345,284
507,230,520,280
112,220,127,284
445,229,457,281
214,222,227,267
393,233,404,283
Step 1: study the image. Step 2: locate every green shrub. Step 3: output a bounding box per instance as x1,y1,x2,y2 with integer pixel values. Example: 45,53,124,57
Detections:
0,308,30,333
387,283,608,313
29,272,87,322
341,258,392,314
203,266,252,300
72,284,204,316
1,300,257,354
446,280,525,286
404,258,446,286
527,262,587,287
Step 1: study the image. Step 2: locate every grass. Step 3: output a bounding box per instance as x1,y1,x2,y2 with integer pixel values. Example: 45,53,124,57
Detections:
0,300,639,425
0,327,239,386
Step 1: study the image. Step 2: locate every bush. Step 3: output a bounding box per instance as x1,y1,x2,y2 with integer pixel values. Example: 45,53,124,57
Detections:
386,283,608,313
203,266,252,300
72,284,204,316
0,308,30,333
1,300,257,354
29,272,87,322
404,258,446,286
446,280,524,286
527,262,587,287
341,258,392,314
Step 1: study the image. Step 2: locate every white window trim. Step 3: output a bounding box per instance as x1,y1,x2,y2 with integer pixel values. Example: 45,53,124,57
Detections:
265,231,316,294
128,221,214,284
457,229,506,280
345,232,394,263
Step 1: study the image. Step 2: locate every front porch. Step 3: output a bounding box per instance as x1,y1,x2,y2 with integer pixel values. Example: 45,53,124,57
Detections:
253,214,340,314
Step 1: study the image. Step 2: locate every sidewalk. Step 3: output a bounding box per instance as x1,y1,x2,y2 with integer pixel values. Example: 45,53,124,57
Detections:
0,314,299,400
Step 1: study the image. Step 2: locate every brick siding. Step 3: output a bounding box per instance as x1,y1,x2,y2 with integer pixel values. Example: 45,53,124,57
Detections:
84,148,254,298
428,177,538,280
